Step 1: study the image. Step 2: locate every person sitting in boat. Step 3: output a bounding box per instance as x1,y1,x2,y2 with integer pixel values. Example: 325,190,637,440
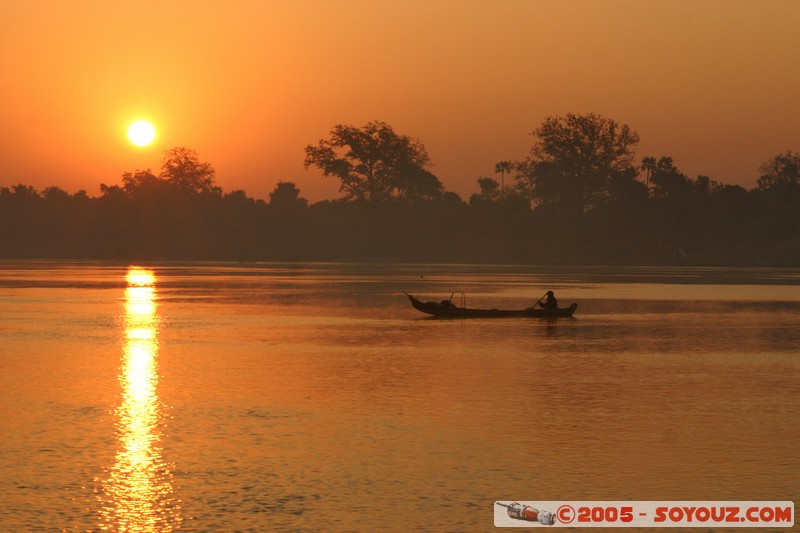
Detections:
538,291,558,310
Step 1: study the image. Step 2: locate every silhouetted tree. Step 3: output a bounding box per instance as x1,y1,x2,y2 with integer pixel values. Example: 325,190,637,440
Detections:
269,182,308,210
694,175,712,195
121,169,164,196
435,191,466,207
224,189,258,208
470,177,501,205
160,147,217,194
757,151,800,193
394,167,443,202
304,121,442,202
469,177,502,212
515,113,640,213
648,156,693,198
0,186,43,252
41,186,70,204
7,184,40,202
640,156,657,191
494,161,514,201
751,151,800,256
605,167,648,207
4,136,800,266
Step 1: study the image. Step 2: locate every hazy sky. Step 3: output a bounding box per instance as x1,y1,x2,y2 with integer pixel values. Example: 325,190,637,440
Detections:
2,0,799,202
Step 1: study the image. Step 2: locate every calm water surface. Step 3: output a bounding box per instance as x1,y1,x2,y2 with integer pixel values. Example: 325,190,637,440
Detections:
0,262,798,532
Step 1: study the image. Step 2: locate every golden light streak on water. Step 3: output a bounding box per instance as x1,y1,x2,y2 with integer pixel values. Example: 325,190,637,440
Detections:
98,267,181,532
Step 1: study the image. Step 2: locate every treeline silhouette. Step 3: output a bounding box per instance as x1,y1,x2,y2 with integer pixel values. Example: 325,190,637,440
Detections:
1,116,798,265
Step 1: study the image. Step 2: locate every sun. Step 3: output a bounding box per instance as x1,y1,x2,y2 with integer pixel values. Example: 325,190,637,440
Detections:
128,120,156,146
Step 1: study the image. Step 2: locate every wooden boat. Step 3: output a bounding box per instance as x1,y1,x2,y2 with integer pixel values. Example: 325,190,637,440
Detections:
404,293,577,318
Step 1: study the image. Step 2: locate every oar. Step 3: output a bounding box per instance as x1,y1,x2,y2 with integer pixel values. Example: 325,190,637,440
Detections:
534,292,548,306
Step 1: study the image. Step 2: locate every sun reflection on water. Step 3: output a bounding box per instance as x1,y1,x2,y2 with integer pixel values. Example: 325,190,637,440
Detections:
99,267,181,531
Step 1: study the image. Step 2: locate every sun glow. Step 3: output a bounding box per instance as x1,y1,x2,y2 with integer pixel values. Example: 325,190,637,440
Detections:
99,267,181,531
128,120,156,147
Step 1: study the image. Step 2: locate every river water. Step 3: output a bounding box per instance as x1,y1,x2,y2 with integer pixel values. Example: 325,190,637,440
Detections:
0,262,797,532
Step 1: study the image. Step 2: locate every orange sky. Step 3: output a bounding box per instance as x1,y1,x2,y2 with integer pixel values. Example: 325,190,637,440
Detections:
2,0,799,202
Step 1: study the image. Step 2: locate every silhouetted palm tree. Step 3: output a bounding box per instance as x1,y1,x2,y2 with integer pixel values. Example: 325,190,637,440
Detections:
494,161,514,203
641,156,657,192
